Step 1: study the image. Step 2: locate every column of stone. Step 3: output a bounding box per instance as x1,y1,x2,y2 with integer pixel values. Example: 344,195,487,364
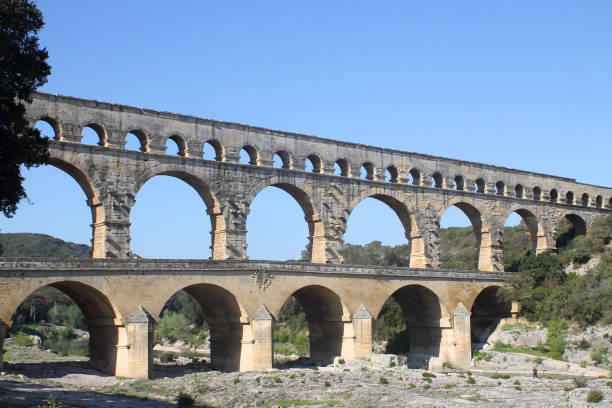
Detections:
99,188,134,258
413,212,440,268
221,199,248,259
207,206,227,259
449,303,472,369
351,305,374,360
104,127,126,149
248,305,274,371
536,211,561,254
123,306,155,379
186,139,204,159
60,122,82,143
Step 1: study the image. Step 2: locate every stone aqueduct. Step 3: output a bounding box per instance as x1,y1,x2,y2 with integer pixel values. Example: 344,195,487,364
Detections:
0,92,610,378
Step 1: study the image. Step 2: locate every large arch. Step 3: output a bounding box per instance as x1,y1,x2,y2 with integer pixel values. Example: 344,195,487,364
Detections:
132,168,226,259
502,207,547,270
438,200,493,271
276,285,346,364
555,213,587,249
246,177,325,263
470,286,511,351
5,280,121,375
158,284,247,371
375,285,442,367
345,191,425,268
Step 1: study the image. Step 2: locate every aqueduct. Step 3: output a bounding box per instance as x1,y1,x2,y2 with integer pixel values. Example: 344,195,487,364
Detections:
0,92,610,378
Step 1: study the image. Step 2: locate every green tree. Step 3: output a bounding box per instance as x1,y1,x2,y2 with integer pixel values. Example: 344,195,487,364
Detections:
0,0,52,254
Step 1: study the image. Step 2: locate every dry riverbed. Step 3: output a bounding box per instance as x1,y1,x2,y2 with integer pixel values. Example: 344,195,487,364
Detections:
1,350,611,408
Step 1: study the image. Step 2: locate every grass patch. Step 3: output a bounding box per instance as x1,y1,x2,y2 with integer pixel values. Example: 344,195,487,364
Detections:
586,390,603,403
490,374,510,379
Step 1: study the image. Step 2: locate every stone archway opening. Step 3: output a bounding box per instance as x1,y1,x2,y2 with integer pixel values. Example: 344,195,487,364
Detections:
470,286,511,351
275,285,345,365
247,183,324,262
5,282,120,376
439,203,483,270
502,209,542,271
555,214,587,250
81,124,105,146
157,284,245,372
375,285,442,368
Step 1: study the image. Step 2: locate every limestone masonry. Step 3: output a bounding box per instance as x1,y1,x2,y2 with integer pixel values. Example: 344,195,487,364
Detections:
0,92,609,378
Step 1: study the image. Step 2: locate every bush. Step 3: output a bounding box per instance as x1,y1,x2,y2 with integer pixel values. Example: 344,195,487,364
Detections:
273,376,282,383
14,331,33,347
379,377,388,385
155,311,192,343
591,341,609,365
338,358,345,365
324,380,331,387
422,372,436,378
467,377,476,384
577,338,591,350
573,377,588,388
572,249,591,265
586,390,603,403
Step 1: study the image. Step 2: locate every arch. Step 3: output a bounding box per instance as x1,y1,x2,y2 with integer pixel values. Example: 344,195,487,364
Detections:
439,199,492,271
470,286,511,351
555,213,587,249
361,162,375,180
409,168,421,185
167,134,187,156
454,175,465,190
474,178,485,193
45,158,106,258
502,207,545,270
595,195,603,208
514,184,524,198
34,117,62,140
566,191,574,205
125,129,148,152
80,123,106,146
385,166,399,183
159,284,246,371
203,140,224,161
549,189,558,203
581,193,589,207
305,154,322,173
273,150,292,169
334,159,349,177
532,186,542,201
495,181,505,196
8,280,121,374
278,285,346,363
247,177,325,263
240,145,259,165
375,285,442,367
431,172,443,188
346,191,424,267
609,197,612,209
132,167,226,259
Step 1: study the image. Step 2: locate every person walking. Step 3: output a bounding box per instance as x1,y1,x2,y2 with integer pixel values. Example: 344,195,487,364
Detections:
532,367,538,379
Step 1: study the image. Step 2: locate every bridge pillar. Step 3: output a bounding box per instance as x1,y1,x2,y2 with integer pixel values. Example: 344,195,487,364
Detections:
0,322,6,372
246,305,274,371
99,190,134,258
349,305,373,360
446,303,471,369
116,306,154,379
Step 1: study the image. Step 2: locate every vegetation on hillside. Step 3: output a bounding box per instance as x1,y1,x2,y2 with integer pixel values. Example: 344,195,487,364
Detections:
0,233,91,258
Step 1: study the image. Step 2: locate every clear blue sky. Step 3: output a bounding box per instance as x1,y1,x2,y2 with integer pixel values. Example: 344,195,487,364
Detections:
2,1,611,259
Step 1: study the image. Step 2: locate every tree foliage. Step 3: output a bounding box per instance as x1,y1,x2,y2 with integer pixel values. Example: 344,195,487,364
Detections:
0,0,51,253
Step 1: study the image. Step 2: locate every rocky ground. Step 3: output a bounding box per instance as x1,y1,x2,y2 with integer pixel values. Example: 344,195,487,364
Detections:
1,349,611,408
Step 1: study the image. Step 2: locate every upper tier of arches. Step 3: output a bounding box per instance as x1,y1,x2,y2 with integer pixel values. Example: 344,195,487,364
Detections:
28,95,612,211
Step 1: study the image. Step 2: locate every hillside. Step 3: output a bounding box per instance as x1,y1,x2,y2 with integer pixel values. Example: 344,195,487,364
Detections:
0,233,91,258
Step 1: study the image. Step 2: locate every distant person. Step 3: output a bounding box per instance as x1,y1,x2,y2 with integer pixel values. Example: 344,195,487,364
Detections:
425,359,429,371
532,367,538,378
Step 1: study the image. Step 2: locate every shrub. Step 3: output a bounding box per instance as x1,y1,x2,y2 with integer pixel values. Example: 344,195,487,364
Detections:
443,362,452,369
338,358,345,365
176,392,195,407
422,372,436,378
586,390,603,403
273,376,282,383
490,374,510,379
233,378,240,384
573,377,587,388
324,380,331,387
577,338,591,350
571,249,591,265
423,384,430,390
14,331,33,347
591,341,609,365
155,311,192,343
467,377,476,384
379,377,388,385
445,383,456,388
514,385,521,390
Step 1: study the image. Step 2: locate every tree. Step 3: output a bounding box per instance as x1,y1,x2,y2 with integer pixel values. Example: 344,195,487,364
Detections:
0,0,51,254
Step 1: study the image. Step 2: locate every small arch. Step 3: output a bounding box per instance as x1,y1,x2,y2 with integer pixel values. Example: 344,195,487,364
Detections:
80,123,106,146
385,166,399,183
203,140,224,161
431,172,443,188
474,178,485,193
334,159,349,177
595,195,602,208
273,150,292,169
556,213,587,249
166,135,187,156
276,285,346,364
566,191,574,205
495,181,505,196
360,162,375,180
514,184,524,198
34,118,61,140
532,186,542,201
453,175,465,190
375,285,442,367
470,286,511,351
125,130,148,152
608,197,612,209
305,154,322,173
408,168,421,185
549,189,558,203
581,193,589,207
239,145,258,165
